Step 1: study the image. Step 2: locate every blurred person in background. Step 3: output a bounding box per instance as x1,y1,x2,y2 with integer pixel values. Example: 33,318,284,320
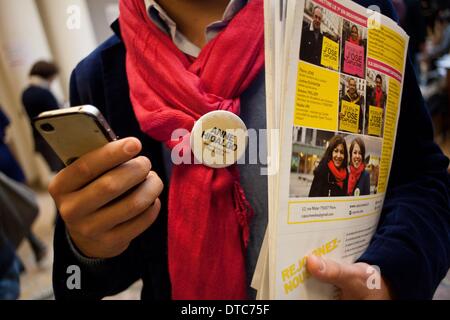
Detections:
421,0,441,31
423,9,450,63
419,8,450,138
394,0,427,78
22,61,64,173
0,107,25,183
0,224,21,300
392,0,407,22
0,105,47,265
0,107,22,300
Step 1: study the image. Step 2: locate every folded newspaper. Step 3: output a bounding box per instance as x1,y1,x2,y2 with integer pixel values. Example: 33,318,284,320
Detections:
254,0,409,299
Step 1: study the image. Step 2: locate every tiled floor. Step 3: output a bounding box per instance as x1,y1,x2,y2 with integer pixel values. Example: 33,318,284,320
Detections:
17,188,54,300
17,134,450,300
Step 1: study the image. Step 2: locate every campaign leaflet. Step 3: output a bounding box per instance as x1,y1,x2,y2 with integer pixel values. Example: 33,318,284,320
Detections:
264,0,409,299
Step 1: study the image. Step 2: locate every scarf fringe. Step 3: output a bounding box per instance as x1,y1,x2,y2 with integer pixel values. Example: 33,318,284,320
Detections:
233,178,253,248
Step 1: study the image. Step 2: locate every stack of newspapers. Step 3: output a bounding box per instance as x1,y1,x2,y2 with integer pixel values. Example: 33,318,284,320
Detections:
252,0,409,299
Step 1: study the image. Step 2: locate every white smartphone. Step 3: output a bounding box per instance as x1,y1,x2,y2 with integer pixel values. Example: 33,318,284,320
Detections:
33,105,118,166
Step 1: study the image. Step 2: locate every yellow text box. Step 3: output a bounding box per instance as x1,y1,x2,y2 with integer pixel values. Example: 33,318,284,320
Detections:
368,22,406,72
378,78,400,193
295,61,339,131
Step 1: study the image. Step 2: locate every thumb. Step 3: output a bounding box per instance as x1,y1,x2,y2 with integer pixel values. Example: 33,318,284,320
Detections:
306,255,358,288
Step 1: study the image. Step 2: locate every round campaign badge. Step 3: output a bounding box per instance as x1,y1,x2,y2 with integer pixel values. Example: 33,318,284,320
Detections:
190,110,248,169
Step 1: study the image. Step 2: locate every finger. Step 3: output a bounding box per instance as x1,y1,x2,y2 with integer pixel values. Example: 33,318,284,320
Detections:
306,255,362,289
83,172,163,235
62,156,152,219
105,198,161,246
49,137,142,196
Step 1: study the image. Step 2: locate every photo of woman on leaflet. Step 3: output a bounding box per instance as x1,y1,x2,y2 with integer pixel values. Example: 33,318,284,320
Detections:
309,135,348,197
341,20,367,79
290,129,381,198
347,137,370,196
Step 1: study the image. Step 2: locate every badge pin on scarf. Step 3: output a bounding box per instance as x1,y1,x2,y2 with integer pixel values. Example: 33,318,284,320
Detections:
190,110,248,168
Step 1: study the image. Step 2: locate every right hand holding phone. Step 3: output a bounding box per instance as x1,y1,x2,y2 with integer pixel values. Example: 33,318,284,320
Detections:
49,138,163,259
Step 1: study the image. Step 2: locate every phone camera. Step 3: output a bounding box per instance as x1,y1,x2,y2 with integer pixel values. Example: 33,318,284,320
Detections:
40,123,55,133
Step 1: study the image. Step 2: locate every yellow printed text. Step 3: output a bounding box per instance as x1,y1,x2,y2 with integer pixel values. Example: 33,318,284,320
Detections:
368,106,383,136
377,78,400,193
281,238,340,295
321,36,340,71
368,23,406,72
295,62,339,131
339,101,360,133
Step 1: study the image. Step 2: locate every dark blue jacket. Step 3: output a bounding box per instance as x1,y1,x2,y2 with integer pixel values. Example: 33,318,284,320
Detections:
0,234,15,281
0,108,25,183
22,85,65,172
53,1,450,300
22,85,59,140
309,162,349,197
0,108,9,142
353,170,370,196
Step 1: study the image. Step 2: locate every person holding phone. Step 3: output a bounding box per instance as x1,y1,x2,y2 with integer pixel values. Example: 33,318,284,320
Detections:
51,0,449,300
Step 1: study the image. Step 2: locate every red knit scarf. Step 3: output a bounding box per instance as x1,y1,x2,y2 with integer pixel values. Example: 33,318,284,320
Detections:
375,87,384,108
119,0,264,299
348,163,365,195
327,160,347,189
348,36,360,45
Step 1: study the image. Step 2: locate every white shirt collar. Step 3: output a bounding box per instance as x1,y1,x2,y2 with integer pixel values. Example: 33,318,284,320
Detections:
309,21,322,34
143,0,247,57
29,76,51,89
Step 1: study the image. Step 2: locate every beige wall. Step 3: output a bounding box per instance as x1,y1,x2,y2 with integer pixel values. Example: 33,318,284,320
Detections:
86,0,119,44
0,0,99,185
0,0,57,183
36,0,98,100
